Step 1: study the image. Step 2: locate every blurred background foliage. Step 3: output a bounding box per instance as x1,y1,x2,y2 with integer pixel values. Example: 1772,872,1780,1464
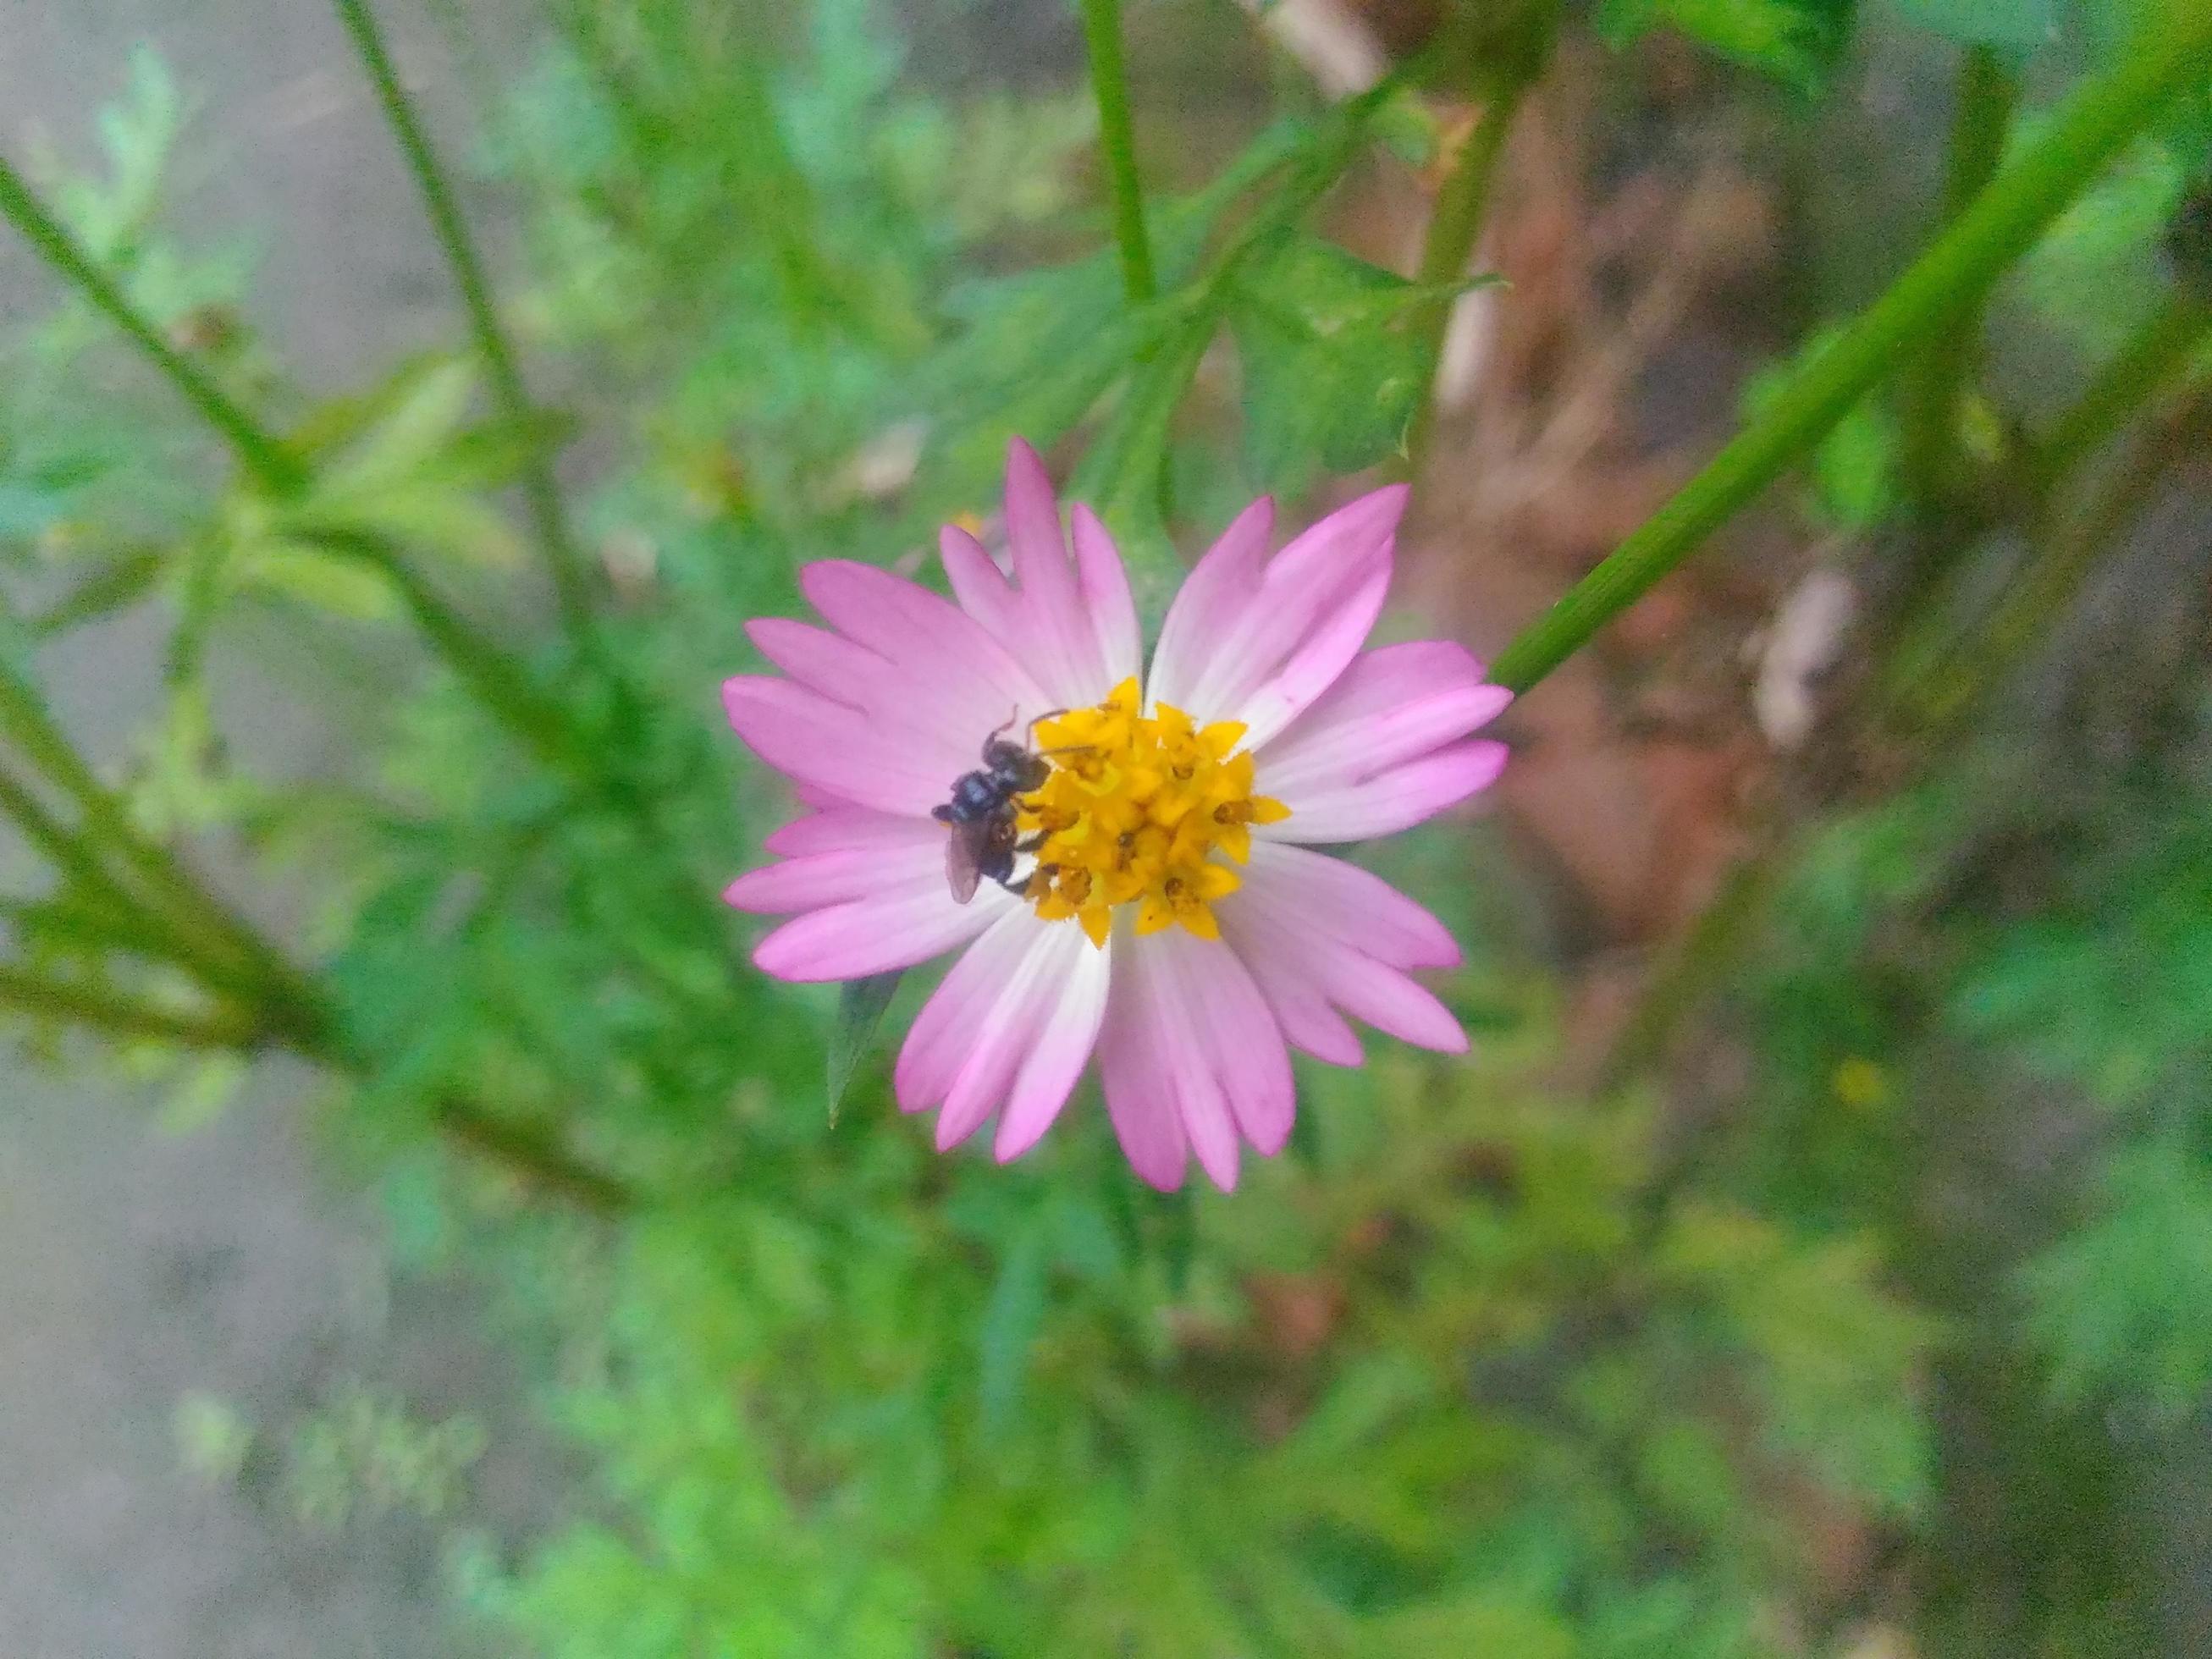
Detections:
0,0,2209,1654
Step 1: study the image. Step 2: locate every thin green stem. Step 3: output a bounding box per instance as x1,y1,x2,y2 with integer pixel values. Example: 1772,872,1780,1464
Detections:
1487,6,2212,695
1900,44,2020,515
1401,30,1552,470
0,962,267,1051
315,531,589,775
1916,402,2202,733
431,1097,637,1212
0,665,316,1013
1079,0,1157,305
329,0,595,643
0,157,303,495
0,943,632,1207
2033,291,2212,494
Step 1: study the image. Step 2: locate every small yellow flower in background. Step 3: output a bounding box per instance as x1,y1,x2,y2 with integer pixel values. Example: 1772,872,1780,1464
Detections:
1833,1057,1890,1111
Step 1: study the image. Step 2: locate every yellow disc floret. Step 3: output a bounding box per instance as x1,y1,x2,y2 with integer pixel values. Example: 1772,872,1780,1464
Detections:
1018,677,1289,948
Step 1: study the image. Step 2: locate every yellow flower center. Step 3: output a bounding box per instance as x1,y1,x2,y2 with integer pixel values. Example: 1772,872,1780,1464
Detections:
1018,676,1290,949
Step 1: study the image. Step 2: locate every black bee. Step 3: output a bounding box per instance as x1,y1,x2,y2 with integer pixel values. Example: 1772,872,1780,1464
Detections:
934,714,1054,903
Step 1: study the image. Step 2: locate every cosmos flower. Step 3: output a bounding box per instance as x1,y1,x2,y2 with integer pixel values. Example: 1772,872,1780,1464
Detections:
724,441,1509,1191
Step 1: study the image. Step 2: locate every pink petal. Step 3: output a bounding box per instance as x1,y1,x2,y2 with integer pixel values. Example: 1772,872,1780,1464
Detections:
1322,952,1467,1053
1004,441,1110,705
940,524,1023,641
1257,640,1511,800
935,444,1135,708
1097,946,1189,1191
728,556,1063,814
1147,487,1408,747
744,618,879,706
1216,843,1469,1060
1260,739,1509,844
1162,929,1295,1155
801,560,1053,743
724,676,954,815
1099,924,1294,1192
934,931,1066,1151
1238,841,1459,969
1231,567,1389,748
1071,504,1142,687
994,932,1112,1162
1145,497,1275,714
724,807,952,914
889,912,1108,1158
752,880,1008,983
896,908,1042,1109
764,807,935,857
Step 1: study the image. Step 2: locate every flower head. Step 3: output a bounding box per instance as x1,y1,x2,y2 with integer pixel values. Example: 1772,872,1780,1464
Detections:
725,440,1510,1190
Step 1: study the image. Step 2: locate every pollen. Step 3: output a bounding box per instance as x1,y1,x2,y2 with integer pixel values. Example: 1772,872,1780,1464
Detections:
1018,677,1290,948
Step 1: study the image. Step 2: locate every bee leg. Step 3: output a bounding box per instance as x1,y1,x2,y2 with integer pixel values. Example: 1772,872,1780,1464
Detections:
995,871,1036,897
1014,832,1049,854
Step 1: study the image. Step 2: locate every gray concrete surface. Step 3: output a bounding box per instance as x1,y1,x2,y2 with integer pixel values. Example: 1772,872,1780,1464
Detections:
1,4,541,1655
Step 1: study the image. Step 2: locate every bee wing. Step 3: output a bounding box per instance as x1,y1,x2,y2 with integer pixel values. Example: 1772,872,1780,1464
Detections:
944,818,985,905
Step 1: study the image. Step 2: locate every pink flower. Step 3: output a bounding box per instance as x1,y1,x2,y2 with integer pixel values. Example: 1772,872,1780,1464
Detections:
724,441,1510,1191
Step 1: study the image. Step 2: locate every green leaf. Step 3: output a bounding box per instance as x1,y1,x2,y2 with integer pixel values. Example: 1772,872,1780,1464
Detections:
977,1222,1049,1428
1068,307,1215,607
2024,1145,2212,1419
1597,0,1856,90
1893,0,2057,46
826,969,902,1124
1227,234,1480,497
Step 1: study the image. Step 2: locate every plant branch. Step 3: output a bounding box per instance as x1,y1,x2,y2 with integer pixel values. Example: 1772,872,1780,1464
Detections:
330,0,596,644
315,530,590,775
1915,402,2203,735
431,1098,637,1212
1079,0,1157,306
0,962,268,1051
0,662,322,1019
0,156,304,495
1400,15,1553,471
2032,290,2212,496
1900,43,2019,517
1487,7,2212,695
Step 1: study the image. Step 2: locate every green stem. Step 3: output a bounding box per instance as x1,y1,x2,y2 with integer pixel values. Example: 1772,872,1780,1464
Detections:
0,943,633,1208
316,531,589,775
1401,30,1551,470
0,664,315,1014
0,962,267,1051
329,0,596,643
2033,291,2212,494
1487,7,2212,695
1079,0,1157,305
0,157,304,495
0,763,243,978
1917,404,2200,732
1900,44,2020,515
431,1097,637,1212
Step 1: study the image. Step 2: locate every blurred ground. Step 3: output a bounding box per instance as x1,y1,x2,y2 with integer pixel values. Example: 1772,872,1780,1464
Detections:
0,4,537,1655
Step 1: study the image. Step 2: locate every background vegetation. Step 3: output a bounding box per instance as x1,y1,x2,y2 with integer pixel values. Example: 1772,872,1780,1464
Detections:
1,0,2209,1652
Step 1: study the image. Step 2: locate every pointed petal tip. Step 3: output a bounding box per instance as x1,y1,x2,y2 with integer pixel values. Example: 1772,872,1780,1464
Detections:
935,1107,986,1151
1005,434,1051,493
1133,1159,1187,1193
723,868,772,912
992,1118,1045,1165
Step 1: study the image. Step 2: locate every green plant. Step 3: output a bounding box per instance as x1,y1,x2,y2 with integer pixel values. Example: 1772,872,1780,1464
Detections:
2,0,2209,1651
